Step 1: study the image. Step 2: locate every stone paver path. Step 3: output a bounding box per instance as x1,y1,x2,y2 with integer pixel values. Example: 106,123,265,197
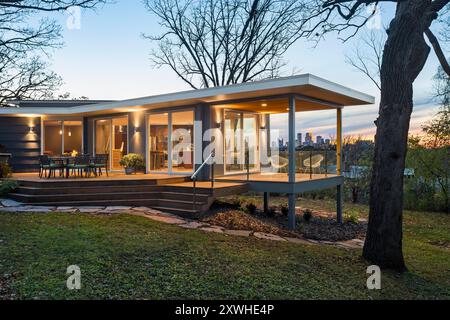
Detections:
0,199,365,249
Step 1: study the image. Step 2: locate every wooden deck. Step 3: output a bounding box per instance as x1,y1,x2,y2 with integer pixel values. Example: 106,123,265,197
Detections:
12,172,187,183
9,172,248,216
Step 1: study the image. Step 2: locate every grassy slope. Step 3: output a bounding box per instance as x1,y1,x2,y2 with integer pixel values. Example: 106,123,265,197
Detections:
0,200,449,299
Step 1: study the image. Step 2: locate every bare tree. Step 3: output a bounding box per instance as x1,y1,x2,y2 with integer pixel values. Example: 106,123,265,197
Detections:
143,0,306,89
0,0,108,106
296,1,450,271
0,54,62,106
345,29,386,91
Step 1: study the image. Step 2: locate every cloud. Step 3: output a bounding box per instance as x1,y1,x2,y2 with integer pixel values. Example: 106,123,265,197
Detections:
269,100,441,141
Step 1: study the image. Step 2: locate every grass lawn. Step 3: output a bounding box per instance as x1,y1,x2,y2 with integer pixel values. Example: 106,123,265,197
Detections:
0,198,449,300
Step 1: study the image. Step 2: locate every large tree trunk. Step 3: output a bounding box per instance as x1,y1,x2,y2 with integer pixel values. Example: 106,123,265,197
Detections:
363,2,433,272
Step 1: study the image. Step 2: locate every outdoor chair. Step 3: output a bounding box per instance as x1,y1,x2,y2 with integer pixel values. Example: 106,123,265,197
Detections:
90,154,109,177
269,154,289,173
302,154,324,174
67,155,92,177
39,155,64,179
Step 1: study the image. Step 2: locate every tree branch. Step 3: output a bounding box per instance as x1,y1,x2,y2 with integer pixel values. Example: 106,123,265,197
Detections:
425,28,450,77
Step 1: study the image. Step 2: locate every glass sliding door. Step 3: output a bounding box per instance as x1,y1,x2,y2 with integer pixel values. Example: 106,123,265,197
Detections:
225,111,243,173
244,113,258,170
111,117,128,170
171,110,194,172
95,119,111,156
43,120,82,157
148,113,169,172
95,116,128,171
43,120,63,157
63,121,82,156
148,110,195,174
224,111,259,174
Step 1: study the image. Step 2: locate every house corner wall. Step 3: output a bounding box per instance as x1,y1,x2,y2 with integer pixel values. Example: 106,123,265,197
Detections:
0,116,41,172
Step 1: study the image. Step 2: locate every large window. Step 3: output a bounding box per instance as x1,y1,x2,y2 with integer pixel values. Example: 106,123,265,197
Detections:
148,113,169,172
148,110,194,174
224,111,258,174
95,116,128,170
43,120,82,156
171,110,194,172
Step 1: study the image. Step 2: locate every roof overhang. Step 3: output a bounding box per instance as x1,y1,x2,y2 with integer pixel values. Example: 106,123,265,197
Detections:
0,74,375,116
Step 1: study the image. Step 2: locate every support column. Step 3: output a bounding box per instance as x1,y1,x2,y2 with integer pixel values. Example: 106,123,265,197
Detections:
264,192,270,213
336,108,342,176
337,184,343,223
288,95,296,229
82,117,89,154
336,108,343,223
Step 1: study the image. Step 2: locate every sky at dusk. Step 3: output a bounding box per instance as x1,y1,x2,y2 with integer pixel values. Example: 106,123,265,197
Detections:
41,1,446,140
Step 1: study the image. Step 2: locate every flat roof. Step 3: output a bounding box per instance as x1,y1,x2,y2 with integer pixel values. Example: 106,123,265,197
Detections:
0,74,375,116
5,100,115,108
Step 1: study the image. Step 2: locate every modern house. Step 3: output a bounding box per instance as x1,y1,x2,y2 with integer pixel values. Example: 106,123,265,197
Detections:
0,74,374,227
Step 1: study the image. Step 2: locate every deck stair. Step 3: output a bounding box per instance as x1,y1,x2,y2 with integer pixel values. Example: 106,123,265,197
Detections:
8,177,248,216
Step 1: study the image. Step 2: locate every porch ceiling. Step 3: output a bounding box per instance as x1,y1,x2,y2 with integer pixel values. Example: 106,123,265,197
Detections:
215,97,335,114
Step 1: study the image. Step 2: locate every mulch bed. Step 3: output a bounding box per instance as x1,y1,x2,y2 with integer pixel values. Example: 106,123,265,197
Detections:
201,209,297,238
201,204,367,242
299,217,366,241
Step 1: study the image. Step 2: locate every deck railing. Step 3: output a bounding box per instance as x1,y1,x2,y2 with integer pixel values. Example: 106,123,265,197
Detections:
191,151,215,212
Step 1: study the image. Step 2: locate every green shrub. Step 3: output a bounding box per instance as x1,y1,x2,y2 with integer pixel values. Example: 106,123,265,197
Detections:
280,205,289,216
119,153,145,173
0,179,18,196
302,209,313,222
344,211,359,224
0,163,12,178
245,202,257,215
230,197,243,209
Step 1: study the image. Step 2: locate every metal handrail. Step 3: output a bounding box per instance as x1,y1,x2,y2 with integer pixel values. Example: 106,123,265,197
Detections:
191,151,214,181
191,151,215,212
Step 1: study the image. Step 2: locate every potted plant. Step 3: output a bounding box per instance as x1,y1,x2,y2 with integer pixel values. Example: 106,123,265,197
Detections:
119,153,145,175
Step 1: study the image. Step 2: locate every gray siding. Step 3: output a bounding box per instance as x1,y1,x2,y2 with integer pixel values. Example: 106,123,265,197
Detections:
0,117,41,172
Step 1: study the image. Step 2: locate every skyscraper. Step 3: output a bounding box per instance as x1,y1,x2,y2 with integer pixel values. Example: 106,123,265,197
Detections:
297,133,302,145
305,132,313,146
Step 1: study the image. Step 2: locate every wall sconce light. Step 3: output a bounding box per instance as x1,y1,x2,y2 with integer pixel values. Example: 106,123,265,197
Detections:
68,130,72,137
134,126,141,133
119,125,123,133
59,129,63,135
29,126,34,133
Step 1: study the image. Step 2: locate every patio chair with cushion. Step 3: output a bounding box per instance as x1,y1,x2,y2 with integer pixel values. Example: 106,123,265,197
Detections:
90,154,109,176
39,155,64,179
302,154,324,174
67,155,91,177
269,154,289,173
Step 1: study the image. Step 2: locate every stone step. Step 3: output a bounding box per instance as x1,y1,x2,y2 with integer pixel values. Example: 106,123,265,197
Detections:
8,191,210,204
15,184,213,196
13,198,208,213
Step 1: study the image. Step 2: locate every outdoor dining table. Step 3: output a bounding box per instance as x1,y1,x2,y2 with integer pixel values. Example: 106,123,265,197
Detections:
50,156,75,178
